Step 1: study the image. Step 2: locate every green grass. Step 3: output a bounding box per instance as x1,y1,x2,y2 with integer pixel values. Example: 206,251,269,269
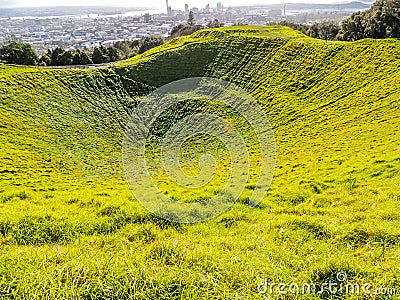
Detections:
0,25,399,299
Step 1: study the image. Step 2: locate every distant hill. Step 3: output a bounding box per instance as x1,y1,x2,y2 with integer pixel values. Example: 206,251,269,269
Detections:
235,1,370,10
0,6,147,18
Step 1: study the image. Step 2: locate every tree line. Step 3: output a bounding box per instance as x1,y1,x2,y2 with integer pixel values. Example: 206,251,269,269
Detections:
0,36,168,67
282,0,400,41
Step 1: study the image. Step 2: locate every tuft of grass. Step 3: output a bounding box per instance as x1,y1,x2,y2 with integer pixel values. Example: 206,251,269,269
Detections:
147,243,185,266
344,176,358,191
127,226,157,244
342,228,400,247
98,205,122,217
288,220,331,240
10,215,76,245
0,191,28,203
65,198,79,205
218,213,247,228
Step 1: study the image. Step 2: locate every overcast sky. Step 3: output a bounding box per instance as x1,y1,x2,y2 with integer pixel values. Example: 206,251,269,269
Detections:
0,0,344,9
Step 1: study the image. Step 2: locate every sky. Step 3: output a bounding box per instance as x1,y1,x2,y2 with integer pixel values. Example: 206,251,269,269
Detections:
0,0,344,9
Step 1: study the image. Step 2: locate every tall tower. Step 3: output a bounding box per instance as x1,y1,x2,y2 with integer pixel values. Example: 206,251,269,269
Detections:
217,2,222,13
166,0,172,16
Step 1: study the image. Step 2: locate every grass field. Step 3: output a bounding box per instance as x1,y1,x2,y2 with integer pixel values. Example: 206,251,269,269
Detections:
0,26,399,299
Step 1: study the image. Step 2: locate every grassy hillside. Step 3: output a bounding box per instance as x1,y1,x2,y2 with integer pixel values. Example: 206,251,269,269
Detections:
0,26,399,299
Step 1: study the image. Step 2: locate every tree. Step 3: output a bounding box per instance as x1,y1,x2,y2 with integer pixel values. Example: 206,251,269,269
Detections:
207,19,224,28
170,24,203,38
338,0,400,40
306,22,340,40
60,50,74,65
137,37,166,54
42,48,93,66
337,12,366,41
114,41,136,59
363,0,400,38
282,0,400,41
48,47,66,66
79,51,93,65
92,46,109,64
72,52,81,65
39,54,51,66
188,11,195,25
72,50,93,65
107,46,122,62
113,37,167,58
0,40,38,65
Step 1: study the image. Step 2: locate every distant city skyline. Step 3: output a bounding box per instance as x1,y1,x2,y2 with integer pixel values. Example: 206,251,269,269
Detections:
0,0,354,9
